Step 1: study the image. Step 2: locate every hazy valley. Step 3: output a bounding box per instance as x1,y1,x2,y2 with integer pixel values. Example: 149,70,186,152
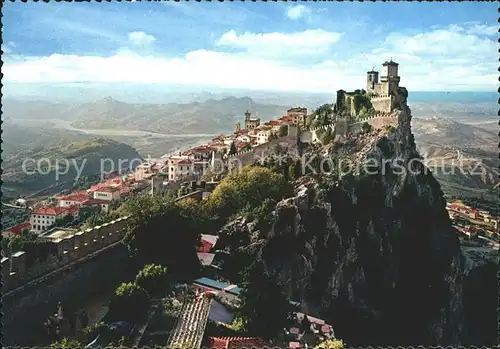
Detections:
3,94,497,206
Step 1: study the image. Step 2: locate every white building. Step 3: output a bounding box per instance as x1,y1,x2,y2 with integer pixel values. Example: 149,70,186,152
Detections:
168,156,194,182
255,126,272,145
93,186,121,201
57,191,90,208
29,206,79,234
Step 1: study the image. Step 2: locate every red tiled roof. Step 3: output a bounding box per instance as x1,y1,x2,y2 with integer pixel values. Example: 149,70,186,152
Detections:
58,191,89,203
95,186,120,193
208,337,268,349
289,342,301,349
177,159,193,165
266,120,283,126
5,222,31,235
83,199,110,206
89,183,109,192
193,145,216,152
34,205,76,216
198,239,214,253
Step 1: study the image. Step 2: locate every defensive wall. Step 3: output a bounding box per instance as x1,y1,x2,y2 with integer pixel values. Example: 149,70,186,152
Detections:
2,216,131,346
299,113,398,144
348,113,397,133
225,125,299,168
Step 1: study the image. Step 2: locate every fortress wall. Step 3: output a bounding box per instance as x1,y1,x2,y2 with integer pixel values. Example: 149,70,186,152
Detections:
2,216,132,346
348,114,398,134
2,216,130,294
370,97,393,113
369,115,398,129
227,125,298,167
3,243,129,346
174,190,203,203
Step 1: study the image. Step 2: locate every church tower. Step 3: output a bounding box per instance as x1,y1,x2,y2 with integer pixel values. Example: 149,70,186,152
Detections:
380,60,400,96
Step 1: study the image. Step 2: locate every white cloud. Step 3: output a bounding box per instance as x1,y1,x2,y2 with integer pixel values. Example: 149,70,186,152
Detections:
128,31,156,45
3,25,497,93
216,29,343,57
286,5,311,20
2,41,16,54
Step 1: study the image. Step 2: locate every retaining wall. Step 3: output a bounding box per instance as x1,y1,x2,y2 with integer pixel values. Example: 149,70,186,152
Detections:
2,217,131,346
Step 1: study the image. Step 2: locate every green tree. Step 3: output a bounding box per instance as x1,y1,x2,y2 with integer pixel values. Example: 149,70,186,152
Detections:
314,104,334,122
238,262,290,340
205,166,292,221
361,122,373,134
229,141,238,155
136,264,169,297
278,124,289,137
320,127,335,145
241,143,252,151
123,195,203,279
315,339,345,349
50,338,85,349
109,282,151,324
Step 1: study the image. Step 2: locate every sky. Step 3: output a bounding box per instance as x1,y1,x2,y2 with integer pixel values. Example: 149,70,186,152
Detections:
2,2,498,96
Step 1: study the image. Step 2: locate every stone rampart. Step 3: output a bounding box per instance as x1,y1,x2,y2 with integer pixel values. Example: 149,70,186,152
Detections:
300,124,335,144
175,190,204,203
348,113,397,133
226,125,298,167
2,217,132,346
2,216,130,294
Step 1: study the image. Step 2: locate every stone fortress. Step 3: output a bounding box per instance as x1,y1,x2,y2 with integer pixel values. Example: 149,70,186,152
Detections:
308,60,406,139
219,60,407,167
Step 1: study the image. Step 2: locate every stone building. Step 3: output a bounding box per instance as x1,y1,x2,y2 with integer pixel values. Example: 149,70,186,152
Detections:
366,60,401,113
244,110,260,130
335,60,403,116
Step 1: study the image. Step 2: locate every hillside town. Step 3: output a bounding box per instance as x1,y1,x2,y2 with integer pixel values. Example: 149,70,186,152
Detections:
2,105,308,239
2,61,498,349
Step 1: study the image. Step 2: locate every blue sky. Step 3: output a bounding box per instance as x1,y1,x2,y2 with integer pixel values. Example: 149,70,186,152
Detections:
2,2,498,94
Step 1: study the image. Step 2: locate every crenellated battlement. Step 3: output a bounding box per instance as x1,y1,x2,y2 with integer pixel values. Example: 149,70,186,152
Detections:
226,148,253,159
2,216,131,293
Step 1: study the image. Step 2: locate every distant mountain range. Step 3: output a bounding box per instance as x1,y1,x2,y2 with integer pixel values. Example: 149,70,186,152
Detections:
4,96,296,135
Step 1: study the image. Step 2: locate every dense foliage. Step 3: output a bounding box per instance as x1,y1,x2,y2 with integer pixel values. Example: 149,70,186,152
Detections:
109,282,151,324
315,339,345,349
237,262,290,339
49,338,85,349
278,124,289,137
135,263,169,297
205,166,293,222
123,195,204,280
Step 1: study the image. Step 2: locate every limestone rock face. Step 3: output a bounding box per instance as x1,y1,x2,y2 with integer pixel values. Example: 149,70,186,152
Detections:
217,95,496,346
234,99,471,346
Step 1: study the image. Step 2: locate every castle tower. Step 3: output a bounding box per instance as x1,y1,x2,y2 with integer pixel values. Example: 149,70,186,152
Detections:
366,70,379,94
244,110,251,121
380,59,400,96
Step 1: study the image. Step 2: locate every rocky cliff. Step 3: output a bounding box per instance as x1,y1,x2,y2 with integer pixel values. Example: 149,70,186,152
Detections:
218,93,496,345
